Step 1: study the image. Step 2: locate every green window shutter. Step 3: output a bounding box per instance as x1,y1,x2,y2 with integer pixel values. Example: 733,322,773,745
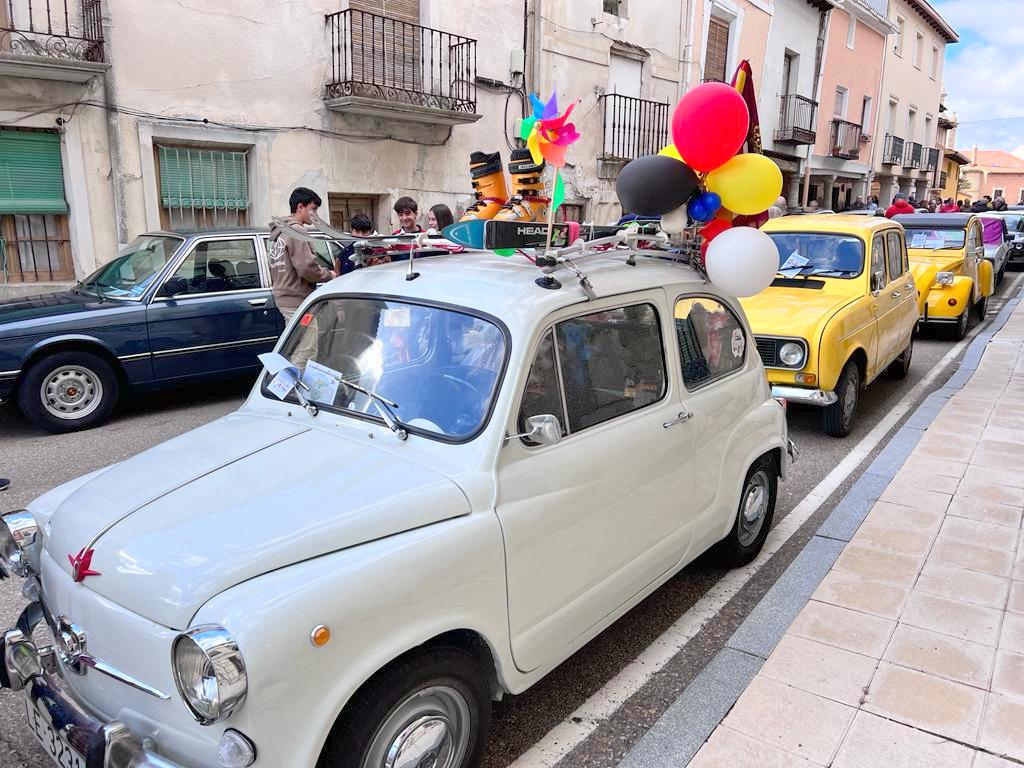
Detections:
0,129,69,215
158,146,249,212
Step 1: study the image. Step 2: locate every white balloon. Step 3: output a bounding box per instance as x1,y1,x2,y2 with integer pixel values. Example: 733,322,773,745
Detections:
660,205,688,235
704,226,780,297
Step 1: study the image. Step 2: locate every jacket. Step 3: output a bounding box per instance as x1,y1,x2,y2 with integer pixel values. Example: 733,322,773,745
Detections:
884,200,916,218
267,218,335,313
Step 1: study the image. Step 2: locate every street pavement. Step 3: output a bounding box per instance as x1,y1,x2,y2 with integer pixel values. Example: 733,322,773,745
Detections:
0,271,1022,768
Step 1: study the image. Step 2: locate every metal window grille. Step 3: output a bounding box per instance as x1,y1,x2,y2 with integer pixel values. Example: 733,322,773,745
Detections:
830,119,862,159
0,213,73,282
882,134,905,165
600,94,669,161
157,146,249,230
775,95,818,144
0,0,104,61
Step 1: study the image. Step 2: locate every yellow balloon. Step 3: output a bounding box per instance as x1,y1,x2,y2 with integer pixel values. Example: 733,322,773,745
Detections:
705,154,783,216
658,144,684,162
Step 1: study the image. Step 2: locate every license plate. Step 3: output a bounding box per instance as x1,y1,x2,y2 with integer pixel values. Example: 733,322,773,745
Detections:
23,696,86,768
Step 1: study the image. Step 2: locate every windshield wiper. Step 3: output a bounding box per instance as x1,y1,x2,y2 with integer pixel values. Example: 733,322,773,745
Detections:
333,377,407,441
76,278,109,302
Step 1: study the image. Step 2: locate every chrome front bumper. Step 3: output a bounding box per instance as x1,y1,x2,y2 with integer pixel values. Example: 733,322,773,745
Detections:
771,385,838,407
1,627,183,768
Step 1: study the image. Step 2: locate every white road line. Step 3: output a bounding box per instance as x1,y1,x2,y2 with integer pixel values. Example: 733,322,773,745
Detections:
510,312,1001,768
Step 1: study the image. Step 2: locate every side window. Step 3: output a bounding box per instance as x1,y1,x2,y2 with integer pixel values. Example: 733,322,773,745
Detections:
967,224,979,253
674,297,747,390
310,239,340,271
885,231,904,279
517,330,568,442
555,304,666,433
170,239,260,294
871,235,887,282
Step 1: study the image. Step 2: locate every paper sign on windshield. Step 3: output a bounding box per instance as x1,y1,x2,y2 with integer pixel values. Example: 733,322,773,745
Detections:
779,251,809,277
300,360,341,404
910,233,927,248
267,370,299,400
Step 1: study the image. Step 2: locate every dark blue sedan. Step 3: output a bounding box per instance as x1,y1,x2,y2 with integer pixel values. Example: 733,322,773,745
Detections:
0,229,342,432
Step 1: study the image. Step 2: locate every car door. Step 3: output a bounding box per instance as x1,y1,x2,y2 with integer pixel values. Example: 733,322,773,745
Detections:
886,230,917,351
866,234,890,377
147,236,281,380
965,221,984,300
494,297,694,673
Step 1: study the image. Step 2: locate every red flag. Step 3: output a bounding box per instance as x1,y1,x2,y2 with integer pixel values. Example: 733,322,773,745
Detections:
730,60,763,155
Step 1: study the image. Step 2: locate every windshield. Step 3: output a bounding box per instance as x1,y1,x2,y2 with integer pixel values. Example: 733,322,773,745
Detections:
904,227,966,250
767,232,865,278
78,235,184,299
265,298,508,440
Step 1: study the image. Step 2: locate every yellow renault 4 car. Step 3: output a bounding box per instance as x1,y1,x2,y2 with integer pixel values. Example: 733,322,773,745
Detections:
892,213,995,340
740,215,918,437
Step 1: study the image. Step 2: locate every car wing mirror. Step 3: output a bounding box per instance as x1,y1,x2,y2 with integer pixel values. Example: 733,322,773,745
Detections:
871,270,886,293
506,414,562,446
158,276,188,297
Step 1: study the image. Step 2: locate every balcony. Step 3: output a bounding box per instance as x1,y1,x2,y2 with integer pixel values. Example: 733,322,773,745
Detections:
323,9,480,129
0,0,107,81
829,119,862,160
926,147,940,172
600,93,669,162
774,94,817,145
904,141,923,169
882,134,904,165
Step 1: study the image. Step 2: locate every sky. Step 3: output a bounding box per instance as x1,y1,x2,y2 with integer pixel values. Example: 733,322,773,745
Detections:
930,0,1024,153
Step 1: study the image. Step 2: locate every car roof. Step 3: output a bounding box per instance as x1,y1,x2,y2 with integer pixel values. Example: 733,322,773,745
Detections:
140,228,340,239
762,213,900,235
892,213,974,228
310,250,708,335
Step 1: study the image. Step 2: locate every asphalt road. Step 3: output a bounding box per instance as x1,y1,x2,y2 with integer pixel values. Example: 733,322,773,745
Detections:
0,270,1021,768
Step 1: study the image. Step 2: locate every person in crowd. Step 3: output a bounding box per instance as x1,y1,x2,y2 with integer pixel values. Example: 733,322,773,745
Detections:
970,199,989,213
885,192,916,218
993,196,1009,211
867,195,879,213
958,199,968,211
427,204,455,232
768,195,788,219
807,200,820,211
268,187,337,323
983,195,993,209
334,214,379,276
392,196,424,234
851,196,866,210
939,198,959,213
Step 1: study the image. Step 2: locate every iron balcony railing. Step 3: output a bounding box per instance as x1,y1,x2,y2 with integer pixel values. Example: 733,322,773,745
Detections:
0,0,104,62
926,147,940,172
324,8,476,114
882,134,904,165
775,94,817,144
904,141,923,169
600,93,669,161
829,119,862,159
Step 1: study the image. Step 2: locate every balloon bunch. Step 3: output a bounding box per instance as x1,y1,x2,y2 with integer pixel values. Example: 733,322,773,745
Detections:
615,82,783,297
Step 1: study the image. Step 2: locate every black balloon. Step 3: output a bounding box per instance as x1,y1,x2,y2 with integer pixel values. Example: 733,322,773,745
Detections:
615,154,699,216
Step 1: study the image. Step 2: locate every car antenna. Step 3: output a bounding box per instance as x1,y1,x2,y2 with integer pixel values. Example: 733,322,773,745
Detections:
406,232,428,281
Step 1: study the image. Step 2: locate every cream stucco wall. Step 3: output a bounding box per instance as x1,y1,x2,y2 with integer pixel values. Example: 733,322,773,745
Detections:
759,0,821,153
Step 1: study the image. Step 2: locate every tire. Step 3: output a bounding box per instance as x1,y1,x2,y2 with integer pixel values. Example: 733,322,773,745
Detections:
720,456,777,567
951,307,969,341
997,265,1006,285
318,646,490,768
975,294,989,323
885,336,913,380
822,361,860,437
16,350,119,433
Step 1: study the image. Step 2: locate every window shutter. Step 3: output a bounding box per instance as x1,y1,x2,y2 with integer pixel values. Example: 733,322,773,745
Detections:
704,17,730,82
158,146,249,211
0,130,68,215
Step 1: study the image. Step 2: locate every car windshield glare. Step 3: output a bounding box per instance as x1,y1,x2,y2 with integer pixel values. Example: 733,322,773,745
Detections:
768,232,865,278
266,298,507,440
904,227,966,250
79,235,184,299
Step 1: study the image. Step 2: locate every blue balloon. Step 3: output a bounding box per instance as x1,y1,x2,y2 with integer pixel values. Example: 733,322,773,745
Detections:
688,191,722,222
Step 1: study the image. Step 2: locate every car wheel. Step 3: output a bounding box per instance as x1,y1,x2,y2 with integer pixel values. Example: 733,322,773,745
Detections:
885,337,913,380
720,456,777,567
319,646,490,768
16,350,120,433
975,294,989,323
822,361,860,437
997,265,1006,285
951,308,969,341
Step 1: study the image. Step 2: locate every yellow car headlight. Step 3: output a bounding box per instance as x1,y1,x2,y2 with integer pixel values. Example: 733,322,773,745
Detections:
933,271,955,286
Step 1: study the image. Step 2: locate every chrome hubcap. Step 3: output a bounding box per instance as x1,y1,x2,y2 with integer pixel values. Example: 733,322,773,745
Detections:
366,685,471,768
738,470,770,547
40,366,103,420
842,376,857,423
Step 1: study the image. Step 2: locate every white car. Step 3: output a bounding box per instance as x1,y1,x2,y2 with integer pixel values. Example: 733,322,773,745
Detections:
0,245,792,768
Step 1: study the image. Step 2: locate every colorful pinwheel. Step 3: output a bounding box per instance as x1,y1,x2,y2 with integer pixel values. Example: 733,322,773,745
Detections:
520,91,580,169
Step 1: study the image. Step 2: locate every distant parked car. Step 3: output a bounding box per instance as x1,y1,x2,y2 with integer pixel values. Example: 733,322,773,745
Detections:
977,214,1011,283
986,210,1024,271
0,228,344,433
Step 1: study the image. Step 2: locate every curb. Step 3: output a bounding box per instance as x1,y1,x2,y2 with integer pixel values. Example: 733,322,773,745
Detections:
618,283,1024,768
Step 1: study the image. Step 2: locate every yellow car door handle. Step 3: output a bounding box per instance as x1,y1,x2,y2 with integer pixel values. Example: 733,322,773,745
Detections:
890,291,901,299
904,282,914,291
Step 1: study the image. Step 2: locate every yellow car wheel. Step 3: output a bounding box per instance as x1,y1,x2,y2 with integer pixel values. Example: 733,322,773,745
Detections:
975,295,988,323
885,337,913,380
951,308,969,341
822,361,860,438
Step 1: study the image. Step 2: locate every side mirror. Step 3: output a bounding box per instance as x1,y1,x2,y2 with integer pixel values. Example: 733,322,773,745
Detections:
158,276,188,297
871,270,886,293
507,414,563,446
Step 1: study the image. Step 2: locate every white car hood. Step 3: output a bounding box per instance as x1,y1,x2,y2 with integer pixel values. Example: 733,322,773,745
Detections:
44,413,470,629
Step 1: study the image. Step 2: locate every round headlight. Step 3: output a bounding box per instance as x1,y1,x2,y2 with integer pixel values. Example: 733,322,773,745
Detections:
172,627,247,725
778,342,805,368
0,511,41,578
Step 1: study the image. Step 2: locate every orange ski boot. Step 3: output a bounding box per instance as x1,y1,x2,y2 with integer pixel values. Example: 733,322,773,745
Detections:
460,151,509,221
493,148,550,223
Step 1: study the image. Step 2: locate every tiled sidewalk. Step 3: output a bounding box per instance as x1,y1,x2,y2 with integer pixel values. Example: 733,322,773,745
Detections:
688,307,1024,767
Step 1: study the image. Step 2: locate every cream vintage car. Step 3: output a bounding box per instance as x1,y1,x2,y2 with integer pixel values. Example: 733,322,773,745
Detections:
0,240,792,768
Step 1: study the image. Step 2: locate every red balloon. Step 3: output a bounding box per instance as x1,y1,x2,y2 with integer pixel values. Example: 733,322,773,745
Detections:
671,83,749,173
733,211,770,229
700,217,732,243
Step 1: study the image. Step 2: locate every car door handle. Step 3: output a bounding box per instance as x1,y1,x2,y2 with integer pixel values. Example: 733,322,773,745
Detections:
890,291,901,299
663,410,693,428
904,282,914,291
248,298,268,307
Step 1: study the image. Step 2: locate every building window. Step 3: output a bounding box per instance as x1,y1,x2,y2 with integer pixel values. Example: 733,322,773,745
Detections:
156,145,250,230
907,108,917,142
847,16,856,49
603,0,627,17
834,86,848,119
0,128,73,283
861,96,873,136
895,16,905,56
704,15,731,83
924,116,932,147
994,187,1004,199
914,30,924,68
930,45,939,79
556,203,585,224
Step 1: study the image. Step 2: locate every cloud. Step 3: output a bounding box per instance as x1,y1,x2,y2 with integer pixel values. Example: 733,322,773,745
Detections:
931,0,1024,150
